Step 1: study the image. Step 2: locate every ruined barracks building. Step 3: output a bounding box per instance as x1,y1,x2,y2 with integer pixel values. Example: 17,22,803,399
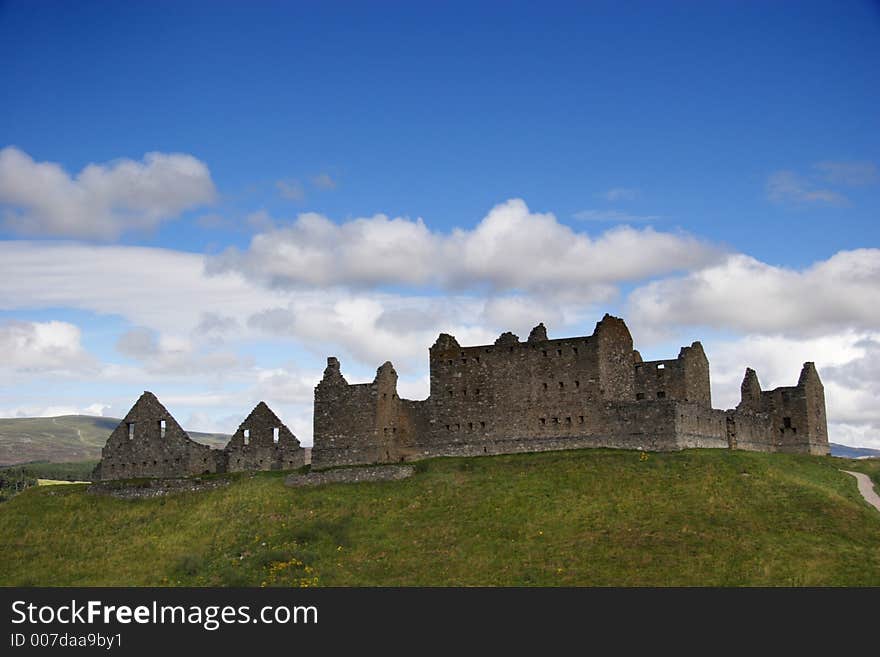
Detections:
311,314,828,468
93,394,305,481
95,314,828,481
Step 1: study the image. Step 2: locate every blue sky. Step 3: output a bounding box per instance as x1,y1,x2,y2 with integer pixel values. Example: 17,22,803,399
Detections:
1,1,878,446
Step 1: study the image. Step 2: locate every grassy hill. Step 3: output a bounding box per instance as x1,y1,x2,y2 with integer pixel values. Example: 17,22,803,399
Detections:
0,448,879,586
0,415,229,465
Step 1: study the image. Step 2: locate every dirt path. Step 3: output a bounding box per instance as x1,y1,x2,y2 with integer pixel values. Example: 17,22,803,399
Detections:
842,470,880,513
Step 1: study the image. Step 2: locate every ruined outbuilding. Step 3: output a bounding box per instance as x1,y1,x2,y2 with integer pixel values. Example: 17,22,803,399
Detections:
311,314,829,468
226,402,305,472
94,393,304,481
95,392,225,481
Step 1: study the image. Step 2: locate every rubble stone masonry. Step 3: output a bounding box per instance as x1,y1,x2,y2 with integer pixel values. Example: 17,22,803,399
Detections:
311,314,829,468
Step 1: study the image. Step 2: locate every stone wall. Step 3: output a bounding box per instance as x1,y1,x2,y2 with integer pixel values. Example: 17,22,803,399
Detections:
673,404,729,449
733,362,829,455
312,358,431,468
725,409,775,452
100,314,831,480
98,392,224,480
285,464,415,488
98,394,305,481
634,342,711,407
225,402,305,472
311,313,830,468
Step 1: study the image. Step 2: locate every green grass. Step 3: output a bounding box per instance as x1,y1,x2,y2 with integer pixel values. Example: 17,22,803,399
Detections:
1,448,879,586
0,460,98,482
834,456,880,490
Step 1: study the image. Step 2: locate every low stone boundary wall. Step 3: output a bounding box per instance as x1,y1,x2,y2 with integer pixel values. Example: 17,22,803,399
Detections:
285,464,414,488
87,477,230,499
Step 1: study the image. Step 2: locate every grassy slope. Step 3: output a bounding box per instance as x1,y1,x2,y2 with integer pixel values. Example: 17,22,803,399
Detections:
0,415,228,465
0,460,98,482
1,449,879,587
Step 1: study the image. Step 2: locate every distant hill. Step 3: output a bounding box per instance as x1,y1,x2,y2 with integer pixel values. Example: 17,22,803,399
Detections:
0,415,229,466
830,443,880,459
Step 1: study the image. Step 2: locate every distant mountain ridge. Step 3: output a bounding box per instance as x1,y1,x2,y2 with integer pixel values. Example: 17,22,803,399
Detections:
0,415,229,466
830,443,880,459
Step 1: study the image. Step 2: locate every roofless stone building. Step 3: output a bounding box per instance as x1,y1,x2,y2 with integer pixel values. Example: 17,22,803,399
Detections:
311,314,828,467
94,314,828,481
93,393,304,481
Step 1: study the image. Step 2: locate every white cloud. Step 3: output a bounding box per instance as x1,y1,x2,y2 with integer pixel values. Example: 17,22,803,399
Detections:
0,241,508,374
311,173,337,190
276,178,305,201
0,320,94,373
766,169,848,206
830,423,880,451
0,146,216,239
247,307,296,335
705,333,866,408
814,160,879,187
210,199,717,295
194,312,238,339
573,209,660,223
479,296,566,337
211,210,438,289
116,326,158,359
628,249,880,337
599,187,639,202
169,366,321,441
0,402,110,418
397,374,430,402
245,209,276,232
0,242,270,333
115,327,251,376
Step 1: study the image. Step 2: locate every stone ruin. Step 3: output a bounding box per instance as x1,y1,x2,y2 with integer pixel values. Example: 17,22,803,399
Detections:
94,313,828,481
311,314,828,468
225,401,305,472
93,392,304,481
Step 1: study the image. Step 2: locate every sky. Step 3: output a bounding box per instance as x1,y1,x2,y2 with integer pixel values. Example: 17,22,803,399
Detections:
0,0,878,447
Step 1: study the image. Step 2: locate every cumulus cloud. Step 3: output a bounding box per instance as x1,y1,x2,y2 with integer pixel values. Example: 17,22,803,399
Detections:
599,187,639,202
766,169,848,206
115,326,250,376
209,199,717,295
0,146,216,239
0,402,110,418
276,178,305,201
813,160,879,187
480,296,566,336
821,337,880,435
116,327,159,359
245,296,496,369
573,209,660,223
628,249,880,337
0,320,94,373
0,242,502,373
169,365,321,441
375,307,448,333
311,173,337,190
194,312,238,339
247,307,296,335
0,242,268,333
